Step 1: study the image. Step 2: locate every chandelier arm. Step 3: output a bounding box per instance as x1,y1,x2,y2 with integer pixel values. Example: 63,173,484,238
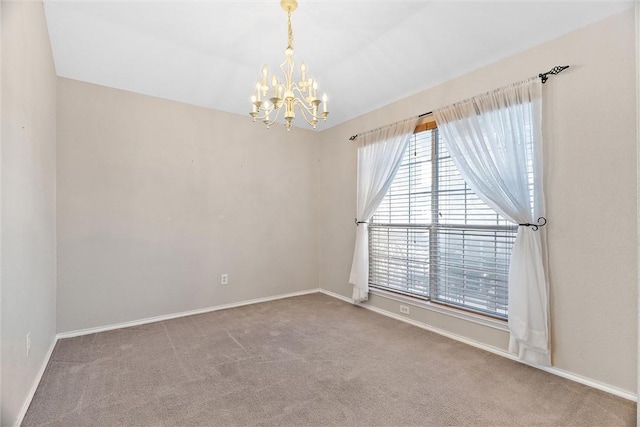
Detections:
290,82,311,103
265,100,284,123
252,108,269,121
258,101,276,117
253,99,286,122
291,99,319,127
257,106,282,128
271,103,284,123
292,98,316,118
280,60,293,90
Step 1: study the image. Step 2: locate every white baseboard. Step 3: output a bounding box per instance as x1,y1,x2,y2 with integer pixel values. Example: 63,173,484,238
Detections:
17,289,320,426
56,288,321,339
534,365,637,402
14,337,57,427
318,288,352,304
318,289,638,402
17,286,636,427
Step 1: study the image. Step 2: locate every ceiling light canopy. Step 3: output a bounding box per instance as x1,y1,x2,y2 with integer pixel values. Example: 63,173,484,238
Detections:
249,0,328,131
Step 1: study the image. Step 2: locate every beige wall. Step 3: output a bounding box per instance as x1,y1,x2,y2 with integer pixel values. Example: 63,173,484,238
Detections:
318,9,637,394
56,78,321,333
1,1,58,425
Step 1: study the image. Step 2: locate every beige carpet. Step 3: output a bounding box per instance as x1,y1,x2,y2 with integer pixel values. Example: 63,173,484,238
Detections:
23,292,635,426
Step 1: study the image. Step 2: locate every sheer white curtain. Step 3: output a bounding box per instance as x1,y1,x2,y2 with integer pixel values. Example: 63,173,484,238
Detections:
433,78,549,366
349,117,419,303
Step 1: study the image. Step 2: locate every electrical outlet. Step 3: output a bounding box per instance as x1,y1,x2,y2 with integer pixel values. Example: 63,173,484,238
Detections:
26,331,31,357
399,305,410,315
221,273,229,285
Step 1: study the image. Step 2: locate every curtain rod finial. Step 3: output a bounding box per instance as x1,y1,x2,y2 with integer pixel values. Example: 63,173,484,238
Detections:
539,65,569,83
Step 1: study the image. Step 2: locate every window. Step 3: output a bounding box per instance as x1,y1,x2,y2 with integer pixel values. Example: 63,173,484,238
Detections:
368,125,517,319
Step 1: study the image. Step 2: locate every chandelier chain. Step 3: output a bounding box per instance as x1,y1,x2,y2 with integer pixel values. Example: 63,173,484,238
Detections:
287,9,293,51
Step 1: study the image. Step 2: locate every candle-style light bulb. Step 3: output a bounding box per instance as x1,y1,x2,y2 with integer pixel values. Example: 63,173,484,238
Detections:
322,93,328,112
300,62,306,83
256,82,261,101
313,80,318,99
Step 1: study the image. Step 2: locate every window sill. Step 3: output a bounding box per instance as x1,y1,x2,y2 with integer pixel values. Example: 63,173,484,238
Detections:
368,287,509,332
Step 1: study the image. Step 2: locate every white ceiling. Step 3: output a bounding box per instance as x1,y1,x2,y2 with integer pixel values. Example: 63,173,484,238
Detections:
43,0,633,130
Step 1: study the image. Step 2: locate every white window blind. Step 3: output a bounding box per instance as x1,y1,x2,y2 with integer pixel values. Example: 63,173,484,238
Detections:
369,128,516,319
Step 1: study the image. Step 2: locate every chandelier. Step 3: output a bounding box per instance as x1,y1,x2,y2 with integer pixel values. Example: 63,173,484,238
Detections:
249,0,329,131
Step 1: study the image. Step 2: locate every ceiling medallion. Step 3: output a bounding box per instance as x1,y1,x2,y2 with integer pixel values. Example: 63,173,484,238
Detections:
249,0,328,131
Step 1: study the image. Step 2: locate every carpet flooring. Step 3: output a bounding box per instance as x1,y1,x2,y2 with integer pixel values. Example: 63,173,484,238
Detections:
23,292,635,426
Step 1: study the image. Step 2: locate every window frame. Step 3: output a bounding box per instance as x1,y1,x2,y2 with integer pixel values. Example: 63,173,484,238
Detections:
367,117,517,321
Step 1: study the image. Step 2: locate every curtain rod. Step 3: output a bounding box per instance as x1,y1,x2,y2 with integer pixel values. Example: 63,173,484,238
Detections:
347,111,432,142
348,65,569,142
